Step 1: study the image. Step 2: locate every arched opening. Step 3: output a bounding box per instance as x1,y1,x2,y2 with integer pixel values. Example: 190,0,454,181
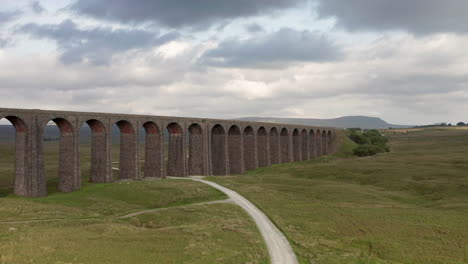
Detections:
280,128,289,163
44,118,79,193
79,122,91,186
308,130,316,159
0,116,27,196
322,130,328,155
257,127,268,167
143,122,162,178
228,125,242,174
316,130,322,157
293,129,301,161
269,127,280,165
327,130,333,154
81,119,110,183
243,126,256,171
188,123,204,176
166,122,185,176
301,129,309,161
211,124,226,175
115,120,137,180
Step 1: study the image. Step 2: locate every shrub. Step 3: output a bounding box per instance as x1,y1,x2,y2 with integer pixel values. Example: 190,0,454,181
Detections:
349,131,370,145
348,129,390,157
363,130,388,145
353,144,385,157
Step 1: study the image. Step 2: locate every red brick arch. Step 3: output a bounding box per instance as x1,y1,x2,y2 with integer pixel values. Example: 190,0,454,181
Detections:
116,120,134,134
53,118,74,134
86,119,105,134
4,116,27,133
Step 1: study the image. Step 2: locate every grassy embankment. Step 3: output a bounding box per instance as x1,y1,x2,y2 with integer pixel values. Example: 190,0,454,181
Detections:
209,127,468,264
0,143,268,264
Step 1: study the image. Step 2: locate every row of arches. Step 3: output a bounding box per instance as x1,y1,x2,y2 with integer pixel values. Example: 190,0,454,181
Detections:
0,114,336,197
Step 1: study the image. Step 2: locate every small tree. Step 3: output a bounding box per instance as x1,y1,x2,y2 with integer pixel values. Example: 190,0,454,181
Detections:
348,129,390,157
349,131,369,145
457,122,466,126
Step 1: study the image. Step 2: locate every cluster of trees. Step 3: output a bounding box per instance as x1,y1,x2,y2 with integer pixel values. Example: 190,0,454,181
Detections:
348,129,390,157
414,122,467,128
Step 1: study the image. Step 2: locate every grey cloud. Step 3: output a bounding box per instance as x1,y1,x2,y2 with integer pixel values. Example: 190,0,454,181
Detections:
19,19,179,64
70,0,305,29
0,38,10,48
0,10,21,48
31,1,45,14
2,30,468,125
0,10,21,25
315,0,468,34
200,28,342,68
246,23,264,33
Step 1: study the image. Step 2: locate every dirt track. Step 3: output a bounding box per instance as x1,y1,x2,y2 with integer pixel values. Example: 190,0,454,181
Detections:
169,176,299,264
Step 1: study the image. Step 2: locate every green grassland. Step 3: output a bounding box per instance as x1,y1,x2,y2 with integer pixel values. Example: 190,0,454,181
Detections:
0,143,268,264
209,127,468,264
0,127,467,264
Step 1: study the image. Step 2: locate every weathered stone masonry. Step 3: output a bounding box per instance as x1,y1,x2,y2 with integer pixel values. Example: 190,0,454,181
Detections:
0,108,339,197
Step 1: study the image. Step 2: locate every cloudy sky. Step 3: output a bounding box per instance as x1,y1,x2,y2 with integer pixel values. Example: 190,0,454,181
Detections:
1,0,467,125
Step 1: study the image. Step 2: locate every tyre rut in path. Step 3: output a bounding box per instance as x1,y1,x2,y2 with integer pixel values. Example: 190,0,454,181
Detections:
169,176,299,264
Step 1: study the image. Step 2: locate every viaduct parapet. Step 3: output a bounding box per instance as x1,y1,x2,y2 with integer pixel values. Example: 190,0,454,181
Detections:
0,108,339,197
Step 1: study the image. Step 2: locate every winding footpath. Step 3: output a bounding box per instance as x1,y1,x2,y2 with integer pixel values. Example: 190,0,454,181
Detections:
169,177,299,264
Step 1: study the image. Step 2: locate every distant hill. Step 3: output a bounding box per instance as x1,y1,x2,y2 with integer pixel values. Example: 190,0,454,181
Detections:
235,116,412,129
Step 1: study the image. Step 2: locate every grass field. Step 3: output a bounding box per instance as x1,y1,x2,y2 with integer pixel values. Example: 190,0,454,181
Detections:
0,143,268,264
209,127,468,264
0,127,467,264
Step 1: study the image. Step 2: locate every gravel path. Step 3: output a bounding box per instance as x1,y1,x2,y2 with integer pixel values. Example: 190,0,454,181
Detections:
169,176,299,264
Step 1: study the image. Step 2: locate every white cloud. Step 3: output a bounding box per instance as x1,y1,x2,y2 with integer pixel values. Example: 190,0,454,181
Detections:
0,1,467,125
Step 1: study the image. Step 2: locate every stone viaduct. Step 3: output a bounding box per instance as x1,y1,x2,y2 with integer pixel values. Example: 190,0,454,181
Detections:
0,108,339,197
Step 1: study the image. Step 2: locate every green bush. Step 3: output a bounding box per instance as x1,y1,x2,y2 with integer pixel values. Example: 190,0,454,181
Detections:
353,144,388,157
348,129,390,157
363,130,388,145
349,131,370,145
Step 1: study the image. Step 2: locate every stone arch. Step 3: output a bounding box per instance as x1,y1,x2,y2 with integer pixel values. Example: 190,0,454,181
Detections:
301,129,309,161
188,123,204,176
83,119,111,183
166,122,185,176
257,127,268,167
228,125,242,174
86,119,106,133
1,116,29,196
316,129,322,157
243,126,256,171
327,130,333,154
116,120,134,134
211,124,226,175
322,130,328,155
4,116,27,132
269,127,280,165
143,121,162,178
308,129,316,159
42,117,79,193
115,120,137,180
280,128,290,163
292,129,301,161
